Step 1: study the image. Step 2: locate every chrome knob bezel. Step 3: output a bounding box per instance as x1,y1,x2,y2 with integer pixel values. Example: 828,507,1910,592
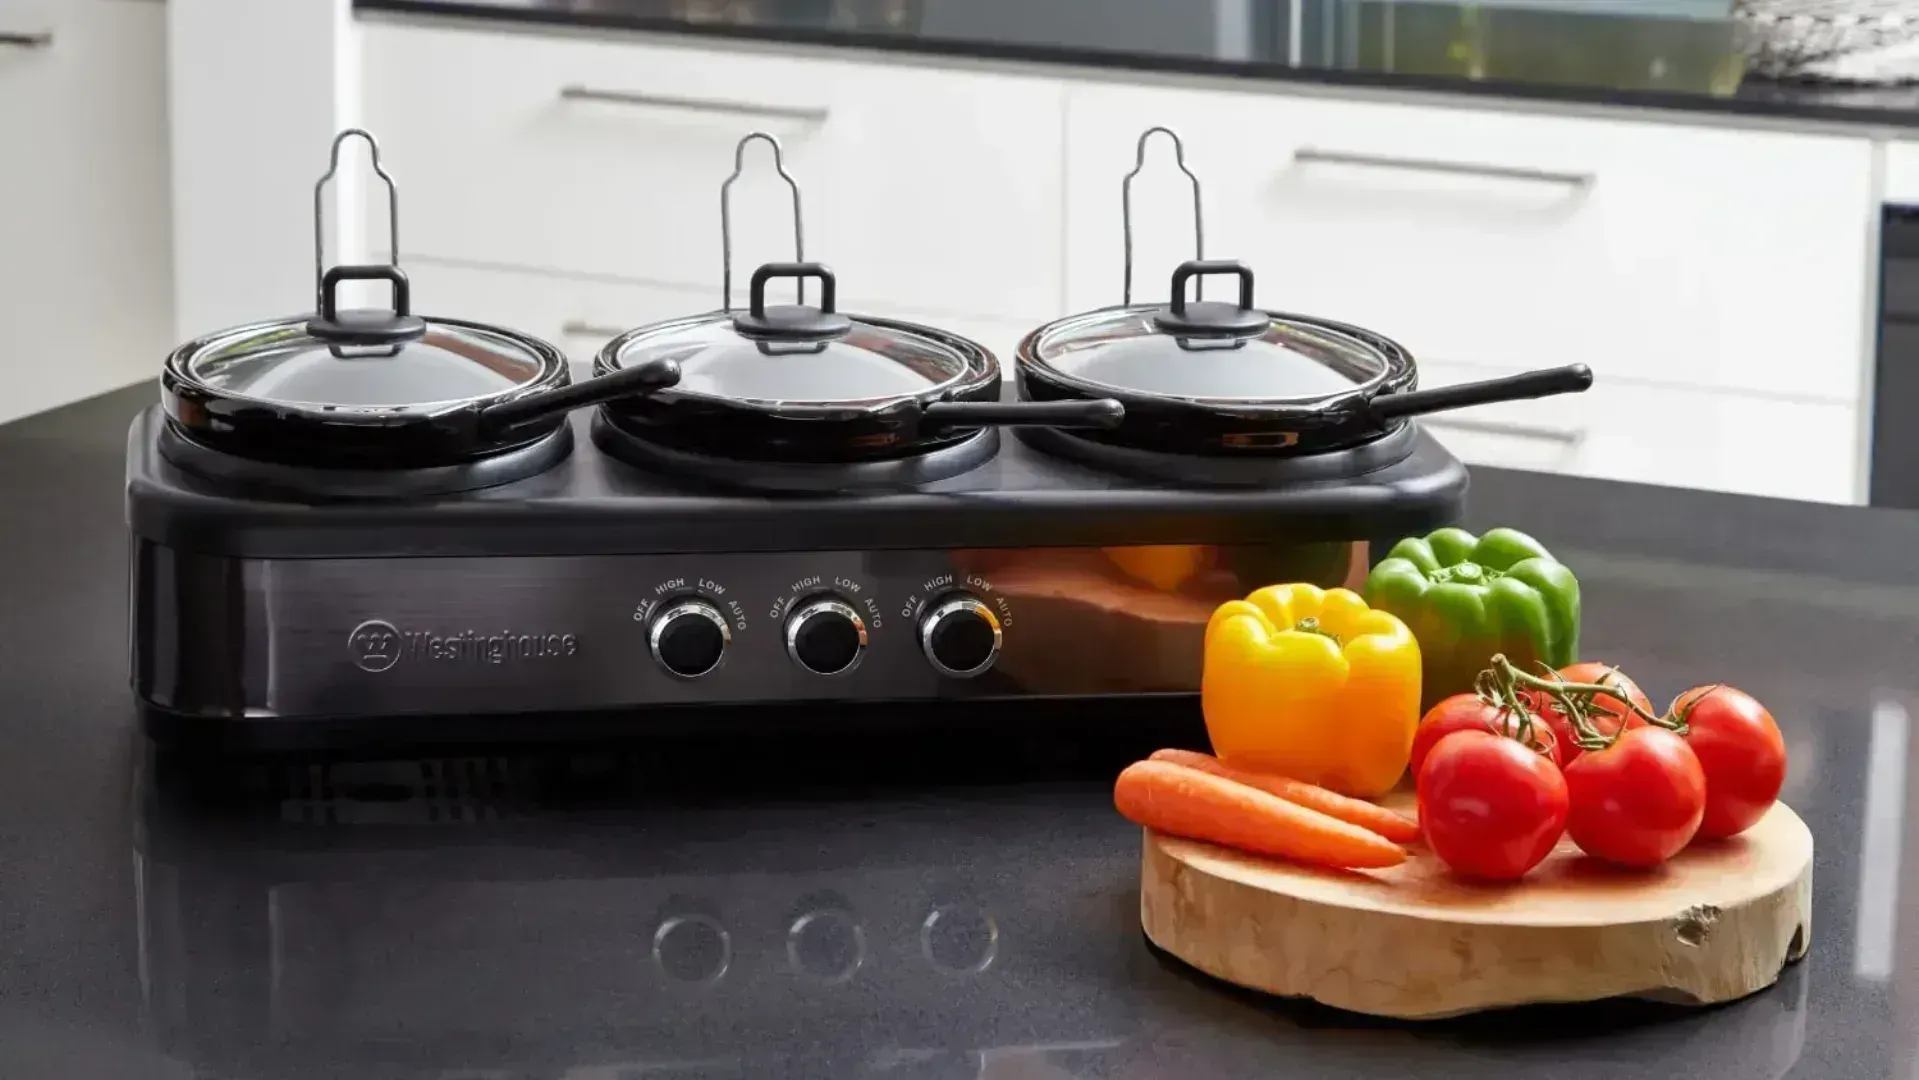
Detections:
784,597,868,676
647,598,732,679
918,595,1002,678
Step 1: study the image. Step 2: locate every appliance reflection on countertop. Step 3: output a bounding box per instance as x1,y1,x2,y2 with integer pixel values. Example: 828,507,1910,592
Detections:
131,747,1135,1079
130,739,1813,1080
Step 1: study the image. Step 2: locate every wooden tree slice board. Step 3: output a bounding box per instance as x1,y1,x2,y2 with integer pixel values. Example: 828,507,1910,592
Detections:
1140,799,1813,1020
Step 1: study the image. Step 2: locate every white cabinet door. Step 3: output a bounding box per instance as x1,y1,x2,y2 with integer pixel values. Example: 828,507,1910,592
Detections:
1885,138,1919,205
1064,84,1874,405
399,258,1045,375
400,258,713,366
0,0,171,424
361,21,1068,330
1417,361,1858,504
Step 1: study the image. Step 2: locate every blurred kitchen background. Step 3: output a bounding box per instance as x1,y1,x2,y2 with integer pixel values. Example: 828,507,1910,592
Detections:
11,0,1919,506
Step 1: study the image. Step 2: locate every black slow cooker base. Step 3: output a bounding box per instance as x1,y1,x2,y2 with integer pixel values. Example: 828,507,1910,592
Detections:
1015,420,1421,488
157,421,574,501
592,413,1000,494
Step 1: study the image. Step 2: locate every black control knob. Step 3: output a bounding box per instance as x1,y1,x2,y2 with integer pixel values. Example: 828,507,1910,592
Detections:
919,596,1002,678
785,597,868,676
648,599,731,678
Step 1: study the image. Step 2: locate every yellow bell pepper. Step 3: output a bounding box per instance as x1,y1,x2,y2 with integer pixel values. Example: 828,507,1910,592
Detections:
1201,583,1422,799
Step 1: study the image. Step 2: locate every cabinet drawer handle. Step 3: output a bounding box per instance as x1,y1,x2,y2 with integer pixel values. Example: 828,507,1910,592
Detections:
561,320,628,339
1420,416,1585,446
0,31,52,48
1294,147,1594,189
560,85,829,124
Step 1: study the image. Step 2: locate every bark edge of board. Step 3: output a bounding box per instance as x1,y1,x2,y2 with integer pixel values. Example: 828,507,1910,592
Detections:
1139,801,1813,1020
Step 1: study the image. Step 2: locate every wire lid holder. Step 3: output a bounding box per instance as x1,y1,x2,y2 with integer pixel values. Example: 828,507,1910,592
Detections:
1121,126,1206,307
720,131,808,310
305,128,424,347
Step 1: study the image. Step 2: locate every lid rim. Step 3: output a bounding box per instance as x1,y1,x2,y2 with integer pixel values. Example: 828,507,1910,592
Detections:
597,309,998,411
1016,304,1414,410
166,313,570,420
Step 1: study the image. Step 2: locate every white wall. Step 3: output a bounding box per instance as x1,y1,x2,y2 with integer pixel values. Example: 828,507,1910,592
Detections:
167,0,365,342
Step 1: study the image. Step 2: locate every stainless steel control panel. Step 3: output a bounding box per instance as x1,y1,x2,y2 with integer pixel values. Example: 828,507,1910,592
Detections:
135,541,1361,719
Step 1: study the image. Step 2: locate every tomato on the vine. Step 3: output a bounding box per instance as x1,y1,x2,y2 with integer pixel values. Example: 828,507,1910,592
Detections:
1417,729,1568,881
1670,685,1787,840
1563,726,1706,867
1527,663,1654,767
1409,693,1555,779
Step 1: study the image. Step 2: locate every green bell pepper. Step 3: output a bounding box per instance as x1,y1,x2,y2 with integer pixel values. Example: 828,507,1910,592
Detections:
1362,527,1580,710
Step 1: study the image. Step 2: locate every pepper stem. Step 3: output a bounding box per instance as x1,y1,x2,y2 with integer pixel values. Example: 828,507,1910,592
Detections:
1292,617,1342,645
1431,561,1497,586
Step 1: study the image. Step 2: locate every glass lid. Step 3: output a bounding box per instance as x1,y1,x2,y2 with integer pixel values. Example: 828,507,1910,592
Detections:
610,311,979,405
1031,306,1390,402
1068,132,1399,404
181,319,554,411
173,128,561,414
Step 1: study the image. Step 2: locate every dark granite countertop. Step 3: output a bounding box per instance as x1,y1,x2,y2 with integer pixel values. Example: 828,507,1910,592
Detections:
8,381,1919,1077
356,0,1919,131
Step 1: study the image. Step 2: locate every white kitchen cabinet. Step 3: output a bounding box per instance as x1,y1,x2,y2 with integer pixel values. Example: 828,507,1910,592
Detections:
841,304,1041,370
360,19,1068,334
1063,84,1875,406
0,0,171,424
1417,360,1857,504
1884,139,1919,205
403,258,1043,371
399,258,714,366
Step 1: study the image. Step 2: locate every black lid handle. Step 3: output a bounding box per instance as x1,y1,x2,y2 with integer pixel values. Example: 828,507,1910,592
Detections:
1154,260,1267,337
306,264,429,346
1169,260,1253,316
752,262,835,319
732,262,853,341
1371,364,1594,421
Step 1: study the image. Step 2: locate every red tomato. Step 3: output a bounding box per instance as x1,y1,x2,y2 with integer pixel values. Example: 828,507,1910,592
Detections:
1417,730,1569,881
1564,727,1707,867
1528,663,1654,767
1410,694,1555,779
1671,686,1787,840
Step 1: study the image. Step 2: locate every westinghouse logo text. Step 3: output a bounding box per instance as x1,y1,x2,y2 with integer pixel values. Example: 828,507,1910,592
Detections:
348,619,579,673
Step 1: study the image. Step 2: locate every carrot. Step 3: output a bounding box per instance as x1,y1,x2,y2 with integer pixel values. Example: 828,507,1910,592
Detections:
1148,749,1420,844
1114,760,1406,869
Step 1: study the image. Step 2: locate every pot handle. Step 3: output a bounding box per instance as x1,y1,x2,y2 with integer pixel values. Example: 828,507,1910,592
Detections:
1370,364,1593,421
475,358,683,436
921,399,1125,432
731,262,854,341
